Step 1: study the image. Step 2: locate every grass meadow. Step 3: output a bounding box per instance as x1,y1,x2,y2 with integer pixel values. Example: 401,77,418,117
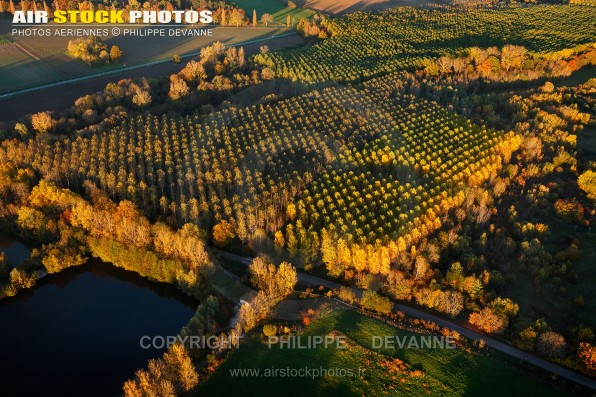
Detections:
197,309,570,397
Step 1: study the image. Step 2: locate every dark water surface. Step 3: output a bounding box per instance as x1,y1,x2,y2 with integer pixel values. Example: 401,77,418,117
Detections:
0,237,30,267
0,238,197,397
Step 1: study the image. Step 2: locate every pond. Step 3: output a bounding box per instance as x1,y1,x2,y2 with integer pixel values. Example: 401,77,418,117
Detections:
0,237,197,397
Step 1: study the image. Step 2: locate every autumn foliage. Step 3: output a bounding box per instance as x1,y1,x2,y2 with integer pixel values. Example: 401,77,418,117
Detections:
469,308,508,334
578,342,596,372
123,344,198,397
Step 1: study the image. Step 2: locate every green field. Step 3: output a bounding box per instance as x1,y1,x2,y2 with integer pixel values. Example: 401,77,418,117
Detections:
231,0,316,24
0,18,293,94
197,309,570,397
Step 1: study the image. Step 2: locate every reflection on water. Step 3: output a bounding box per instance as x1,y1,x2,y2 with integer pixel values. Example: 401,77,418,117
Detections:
0,237,197,397
0,234,31,267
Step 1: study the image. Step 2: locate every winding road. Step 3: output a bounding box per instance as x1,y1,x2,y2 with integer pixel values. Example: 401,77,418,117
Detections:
216,250,596,391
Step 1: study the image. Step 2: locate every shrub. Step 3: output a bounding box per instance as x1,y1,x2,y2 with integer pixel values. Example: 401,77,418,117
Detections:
14,123,29,136
263,324,277,337
360,290,392,315
539,81,555,93
338,286,357,304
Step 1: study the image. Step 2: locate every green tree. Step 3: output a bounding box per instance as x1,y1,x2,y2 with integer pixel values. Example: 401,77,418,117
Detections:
360,290,392,315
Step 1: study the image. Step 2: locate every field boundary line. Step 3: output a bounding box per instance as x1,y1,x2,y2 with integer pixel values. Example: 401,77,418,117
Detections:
11,41,41,61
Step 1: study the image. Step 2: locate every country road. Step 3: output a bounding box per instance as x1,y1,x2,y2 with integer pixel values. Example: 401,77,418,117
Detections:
216,250,596,391
0,32,303,122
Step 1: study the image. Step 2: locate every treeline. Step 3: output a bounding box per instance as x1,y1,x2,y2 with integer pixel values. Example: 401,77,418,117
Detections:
166,41,274,103
123,344,199,397
88,237,202,294
0,164,87,298
67,36,122,66
423,43,596,86
371,46,594,132
0,162,214,299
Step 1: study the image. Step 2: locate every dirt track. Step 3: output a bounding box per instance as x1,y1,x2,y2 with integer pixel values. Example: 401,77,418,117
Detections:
0,34,303,123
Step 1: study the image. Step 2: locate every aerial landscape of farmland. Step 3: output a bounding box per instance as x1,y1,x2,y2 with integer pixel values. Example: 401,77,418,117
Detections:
0,0,595,396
